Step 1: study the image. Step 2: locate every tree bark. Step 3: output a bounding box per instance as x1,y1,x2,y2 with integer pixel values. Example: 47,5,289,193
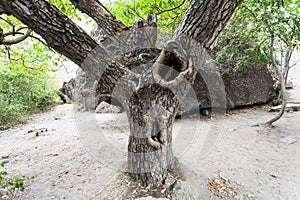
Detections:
127,84,179,185
69,0,129,41
173,0,242,48
0,0,97,66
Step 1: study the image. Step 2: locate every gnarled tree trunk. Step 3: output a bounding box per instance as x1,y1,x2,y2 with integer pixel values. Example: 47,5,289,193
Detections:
0,0,242,186
125,0,243,186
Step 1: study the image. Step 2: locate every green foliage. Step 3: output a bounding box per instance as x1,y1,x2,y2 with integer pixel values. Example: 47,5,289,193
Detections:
0,14,65,128
106,0,191,35
0,41,59,128
49,0,94,25
0,64,57,127
0,162,35,193
49,0,81,20
214,0,300,71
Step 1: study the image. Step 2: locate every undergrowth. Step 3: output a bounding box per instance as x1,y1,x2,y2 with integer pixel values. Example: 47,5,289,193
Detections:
0,64,58,129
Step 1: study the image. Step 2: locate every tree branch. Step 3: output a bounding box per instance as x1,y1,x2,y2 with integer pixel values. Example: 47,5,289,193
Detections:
156,0,187,15
69,0,128,36
0,16,15,28
1,30,49,47
173,0,243,48
1,29,32,45
0,0,98,66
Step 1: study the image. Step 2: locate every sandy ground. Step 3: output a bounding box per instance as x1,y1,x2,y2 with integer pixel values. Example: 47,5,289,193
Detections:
1,58,300,199
2,102,300,200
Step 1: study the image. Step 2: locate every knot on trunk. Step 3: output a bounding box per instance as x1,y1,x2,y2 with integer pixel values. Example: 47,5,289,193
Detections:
144,104,172,149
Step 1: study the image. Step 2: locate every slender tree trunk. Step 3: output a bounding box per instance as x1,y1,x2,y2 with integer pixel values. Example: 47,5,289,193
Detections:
69,0,128,36
283,49,293,85
265,65,287,125
265,35,287,125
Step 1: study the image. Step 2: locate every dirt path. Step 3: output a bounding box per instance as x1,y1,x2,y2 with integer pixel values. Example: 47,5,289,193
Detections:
1,60,300,199
1,105,300,199
0,105,116,199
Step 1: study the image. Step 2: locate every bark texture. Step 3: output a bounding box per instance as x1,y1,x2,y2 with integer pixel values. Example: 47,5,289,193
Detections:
127,84,179,185
0,0,98,66
173,0,243,48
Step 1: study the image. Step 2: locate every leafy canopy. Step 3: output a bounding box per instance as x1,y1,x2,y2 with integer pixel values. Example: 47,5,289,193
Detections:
215,0,300,71
106,0,191,35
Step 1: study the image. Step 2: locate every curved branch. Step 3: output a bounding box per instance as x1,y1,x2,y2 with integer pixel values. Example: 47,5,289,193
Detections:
265,35,287,126
156,0,187,15
2,28,28,37
15,26,29,33
1,30,50,48
1,29,32,45
0,16,14,27
29,35,49,47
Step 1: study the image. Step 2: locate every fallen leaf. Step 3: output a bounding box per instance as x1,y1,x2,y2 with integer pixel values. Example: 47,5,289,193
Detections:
156,181,163,187
145,186,150,192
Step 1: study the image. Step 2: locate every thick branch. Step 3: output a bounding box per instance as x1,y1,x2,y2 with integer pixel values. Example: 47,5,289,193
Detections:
173,0,243,48
0,0,97,66
69,0,128,36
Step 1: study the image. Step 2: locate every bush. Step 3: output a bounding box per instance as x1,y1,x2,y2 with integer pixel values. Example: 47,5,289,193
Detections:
0,64,57,128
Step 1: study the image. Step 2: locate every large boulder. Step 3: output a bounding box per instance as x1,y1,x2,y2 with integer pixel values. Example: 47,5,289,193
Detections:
191,61,275,111
95,101,122,113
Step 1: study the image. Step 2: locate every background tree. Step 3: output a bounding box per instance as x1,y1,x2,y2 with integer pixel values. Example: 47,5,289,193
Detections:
215,0,300,125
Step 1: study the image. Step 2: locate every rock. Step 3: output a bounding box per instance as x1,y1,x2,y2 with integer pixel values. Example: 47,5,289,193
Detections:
136,197,167,200
1,155,9,159
0,188,7,197
190,61,275,112
270,103,300,112
172,180,199,200
286,82,293,89
164,177,176,191
0,159,9,164
95,102,122,113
